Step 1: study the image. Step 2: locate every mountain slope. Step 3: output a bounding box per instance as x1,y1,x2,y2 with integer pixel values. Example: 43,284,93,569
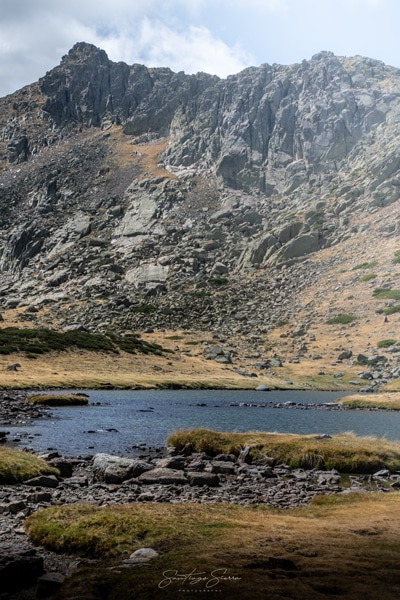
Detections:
1,42,400,389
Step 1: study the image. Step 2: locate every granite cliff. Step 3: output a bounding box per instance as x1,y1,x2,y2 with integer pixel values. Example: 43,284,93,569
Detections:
1,42,400,383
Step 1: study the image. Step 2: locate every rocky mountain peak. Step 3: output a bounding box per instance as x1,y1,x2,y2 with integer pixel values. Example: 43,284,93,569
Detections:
62,41,109,64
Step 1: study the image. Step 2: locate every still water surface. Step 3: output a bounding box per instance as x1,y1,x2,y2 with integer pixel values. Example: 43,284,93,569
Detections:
8,389,400,457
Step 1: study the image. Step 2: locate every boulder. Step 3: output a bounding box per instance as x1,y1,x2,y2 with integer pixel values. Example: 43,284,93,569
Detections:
92,454,153,482
338,350,353,360
186,472,220,487
206,461,236,475
47,458,73,478
267,232,322,266
0,544,44,593
24,475,59,488
137,468,188,485
36,572,65,598
126,263,169,288
154,457,186,470
7,134,30,164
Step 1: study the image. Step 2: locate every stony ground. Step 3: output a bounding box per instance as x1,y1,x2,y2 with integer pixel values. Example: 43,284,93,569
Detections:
1,389,400,598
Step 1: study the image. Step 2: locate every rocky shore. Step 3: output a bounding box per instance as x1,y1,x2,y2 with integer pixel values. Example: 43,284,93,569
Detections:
1,389,399,598
1,442,398,598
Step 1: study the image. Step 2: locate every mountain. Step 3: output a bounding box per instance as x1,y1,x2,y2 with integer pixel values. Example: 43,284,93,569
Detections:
1,42,400,389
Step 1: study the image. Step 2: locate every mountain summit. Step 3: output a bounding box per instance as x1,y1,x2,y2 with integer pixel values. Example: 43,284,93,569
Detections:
1,42,400,388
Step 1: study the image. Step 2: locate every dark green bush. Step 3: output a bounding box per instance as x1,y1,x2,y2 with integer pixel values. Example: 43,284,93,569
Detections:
377,339,397,348
209,277,228,287
130,304,156,314
0,327,165,356
384,304,400,315
327,314,357,325
373,289,400,300
360,273,377,282
352,261,378,270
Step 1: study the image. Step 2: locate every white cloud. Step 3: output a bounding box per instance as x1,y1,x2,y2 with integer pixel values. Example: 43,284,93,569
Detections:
98,19,252,77
0,1,255,96
0,0,398,97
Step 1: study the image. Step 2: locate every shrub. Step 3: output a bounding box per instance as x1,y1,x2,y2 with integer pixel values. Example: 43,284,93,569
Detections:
327,314,357,325
360,273,377,282
384,304,400,315
373,288,400,300
130,304,156,314
377,339,397,348
352,261,378,270
0,327,166,356
209,277,228,287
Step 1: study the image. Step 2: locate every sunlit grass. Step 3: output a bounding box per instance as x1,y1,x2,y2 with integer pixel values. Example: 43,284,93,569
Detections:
0,448,59,483
26,393,89,406
336,393,400,411
167,429,400,472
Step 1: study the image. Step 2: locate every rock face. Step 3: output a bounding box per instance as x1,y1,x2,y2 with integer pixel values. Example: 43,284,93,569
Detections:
1,42,400,335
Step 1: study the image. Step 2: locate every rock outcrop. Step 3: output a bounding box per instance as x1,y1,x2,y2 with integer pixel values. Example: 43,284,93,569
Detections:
1,43,400,338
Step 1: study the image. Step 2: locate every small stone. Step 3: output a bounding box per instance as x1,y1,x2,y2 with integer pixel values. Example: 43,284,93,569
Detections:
36,572,65,598
24,475,59,488
130,548,159,560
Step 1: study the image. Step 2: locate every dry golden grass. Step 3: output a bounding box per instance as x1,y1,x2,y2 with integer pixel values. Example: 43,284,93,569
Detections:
25,494,400,599
265,203,400,388
0,324,372,391
336,392,400,410
105,126,175,180
0,346,259,390
167,429,400,472
26,393,88,406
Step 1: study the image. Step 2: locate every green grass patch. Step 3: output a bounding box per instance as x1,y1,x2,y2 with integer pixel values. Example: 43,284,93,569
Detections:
26,394,89,406
190,291,211,299
360,273,377,282
209,277,229,287
373,288,400,300
166,429,400,473
0,327,166,357
383,304,400,315
327,314,357,325
352,261,378,270
0,448,59,484
130,304,156,314
27,504,182,558
377,339,397,348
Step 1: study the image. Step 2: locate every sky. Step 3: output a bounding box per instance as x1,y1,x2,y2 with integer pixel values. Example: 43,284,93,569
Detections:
0,0,399,97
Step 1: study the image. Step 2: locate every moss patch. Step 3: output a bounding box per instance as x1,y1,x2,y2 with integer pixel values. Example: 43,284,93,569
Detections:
0,448,59,484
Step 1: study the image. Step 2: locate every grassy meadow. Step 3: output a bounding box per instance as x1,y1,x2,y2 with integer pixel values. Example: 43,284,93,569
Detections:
25,493,400,600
